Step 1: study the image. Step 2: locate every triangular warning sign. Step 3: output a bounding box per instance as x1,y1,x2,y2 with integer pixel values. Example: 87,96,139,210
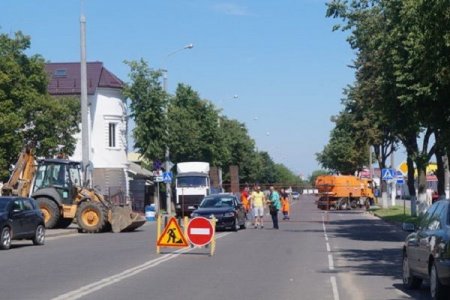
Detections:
157,217,189,247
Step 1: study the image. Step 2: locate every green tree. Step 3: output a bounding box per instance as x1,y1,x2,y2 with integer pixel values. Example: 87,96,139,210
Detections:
0,31,79,180
316,111,368,174
123,59,167,162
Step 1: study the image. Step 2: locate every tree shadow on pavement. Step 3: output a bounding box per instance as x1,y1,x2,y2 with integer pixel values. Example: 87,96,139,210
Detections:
325,217,408,242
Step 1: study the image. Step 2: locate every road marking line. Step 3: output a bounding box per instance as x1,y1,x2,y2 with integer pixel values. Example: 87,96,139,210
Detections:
326,242,331,252
328,254,334,270
51,232,231,300
330,276,340,300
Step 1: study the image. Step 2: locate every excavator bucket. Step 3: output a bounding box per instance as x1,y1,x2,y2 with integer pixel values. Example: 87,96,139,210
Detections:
109,205,146,233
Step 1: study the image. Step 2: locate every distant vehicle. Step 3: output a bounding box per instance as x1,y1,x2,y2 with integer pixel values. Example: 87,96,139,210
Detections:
402,199,450,300
315,175,374,210
0,196,45,250
175,162,211,217
292,192,300,200
191,193,246,231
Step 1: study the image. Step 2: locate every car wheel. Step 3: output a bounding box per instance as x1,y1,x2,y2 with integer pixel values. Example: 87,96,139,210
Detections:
430,261,449,300
32,224,45,246
0,227,11,250
402,253,422,289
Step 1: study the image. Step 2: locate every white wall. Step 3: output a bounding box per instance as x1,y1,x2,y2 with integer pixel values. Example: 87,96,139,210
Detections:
69,88,129,194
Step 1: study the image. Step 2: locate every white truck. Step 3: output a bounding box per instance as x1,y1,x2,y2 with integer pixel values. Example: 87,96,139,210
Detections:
175,162,210,217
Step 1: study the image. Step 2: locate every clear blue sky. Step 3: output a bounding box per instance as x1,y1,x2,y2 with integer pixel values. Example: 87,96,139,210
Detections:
1,0,356,177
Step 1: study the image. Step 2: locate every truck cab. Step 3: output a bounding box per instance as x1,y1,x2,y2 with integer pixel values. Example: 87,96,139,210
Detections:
175,162,210,217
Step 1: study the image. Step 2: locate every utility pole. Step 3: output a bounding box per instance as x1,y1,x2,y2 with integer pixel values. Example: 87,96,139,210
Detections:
80,13,91,186
162,43,193,215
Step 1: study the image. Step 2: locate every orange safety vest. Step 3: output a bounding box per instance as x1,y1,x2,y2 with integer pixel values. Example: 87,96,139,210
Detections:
281,197,290,213
241,191,250,211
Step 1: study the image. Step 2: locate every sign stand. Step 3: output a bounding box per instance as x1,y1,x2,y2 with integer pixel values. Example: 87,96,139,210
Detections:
156,215,217,256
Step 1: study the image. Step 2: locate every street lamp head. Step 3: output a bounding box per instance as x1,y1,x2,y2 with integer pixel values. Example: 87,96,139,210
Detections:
184,43,194,49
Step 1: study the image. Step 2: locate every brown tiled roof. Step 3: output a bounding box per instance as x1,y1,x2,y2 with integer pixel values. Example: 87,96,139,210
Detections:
45,62,123,95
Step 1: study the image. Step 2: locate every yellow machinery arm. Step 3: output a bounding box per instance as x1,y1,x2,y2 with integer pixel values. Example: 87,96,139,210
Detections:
1,148,36,197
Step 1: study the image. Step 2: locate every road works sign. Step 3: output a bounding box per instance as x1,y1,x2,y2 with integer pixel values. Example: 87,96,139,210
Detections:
187,217,214,247
157,217,189,247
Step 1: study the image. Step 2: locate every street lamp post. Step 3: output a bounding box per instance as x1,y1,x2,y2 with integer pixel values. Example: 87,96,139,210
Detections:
162,43,194,216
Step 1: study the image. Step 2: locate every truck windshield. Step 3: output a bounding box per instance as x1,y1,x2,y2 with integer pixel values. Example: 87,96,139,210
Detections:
177,176,207,187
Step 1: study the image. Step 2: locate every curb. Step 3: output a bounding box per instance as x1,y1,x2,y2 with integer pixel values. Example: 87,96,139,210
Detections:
46,227,79,238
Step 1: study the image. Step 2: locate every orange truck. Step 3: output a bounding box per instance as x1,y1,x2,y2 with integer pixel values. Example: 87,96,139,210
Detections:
315,175,375,210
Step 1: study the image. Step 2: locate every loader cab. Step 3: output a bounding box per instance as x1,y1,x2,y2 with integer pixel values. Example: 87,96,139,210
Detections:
32,159,82,205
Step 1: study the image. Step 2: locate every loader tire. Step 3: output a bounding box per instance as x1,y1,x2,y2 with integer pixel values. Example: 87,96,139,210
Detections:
77,202,108,233
37,198,60,229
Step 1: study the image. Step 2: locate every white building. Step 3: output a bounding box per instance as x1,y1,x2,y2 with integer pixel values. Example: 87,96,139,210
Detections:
45,62,130,200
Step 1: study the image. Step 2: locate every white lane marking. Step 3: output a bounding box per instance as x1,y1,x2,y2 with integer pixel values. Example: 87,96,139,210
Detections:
328,254,334,270
324,234,329,241
330,276,340,300
326,242,331,252
51,232,231,300
190,228,210,235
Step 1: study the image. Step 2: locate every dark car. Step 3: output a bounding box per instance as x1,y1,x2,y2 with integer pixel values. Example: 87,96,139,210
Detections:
402,199,450,300
0,196,45,250
191,194,246,231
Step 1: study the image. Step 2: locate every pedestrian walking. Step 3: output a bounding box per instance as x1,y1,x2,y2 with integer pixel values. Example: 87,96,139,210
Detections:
248,185,266,229
240,186,251,221
267,186,281,229
280,188,290,220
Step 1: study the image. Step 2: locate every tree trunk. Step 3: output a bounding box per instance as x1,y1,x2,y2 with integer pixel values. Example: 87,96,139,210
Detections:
436,151,446,198
406,155,417,216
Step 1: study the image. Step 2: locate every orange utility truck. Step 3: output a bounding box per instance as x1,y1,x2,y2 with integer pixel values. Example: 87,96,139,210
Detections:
315,175,374,210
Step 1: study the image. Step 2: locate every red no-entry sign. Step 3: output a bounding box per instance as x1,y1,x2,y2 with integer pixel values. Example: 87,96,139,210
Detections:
187,217,214,247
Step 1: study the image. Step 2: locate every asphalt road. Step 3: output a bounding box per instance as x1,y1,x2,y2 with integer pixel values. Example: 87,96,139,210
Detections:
0,195,432,300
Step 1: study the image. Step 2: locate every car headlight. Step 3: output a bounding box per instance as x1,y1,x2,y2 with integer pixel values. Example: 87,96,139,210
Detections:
223,212,235,217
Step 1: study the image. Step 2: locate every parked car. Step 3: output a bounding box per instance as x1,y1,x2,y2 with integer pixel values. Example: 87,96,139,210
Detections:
191,193,246,231
402,199,450,300
292,191,300,200
0,196,45,250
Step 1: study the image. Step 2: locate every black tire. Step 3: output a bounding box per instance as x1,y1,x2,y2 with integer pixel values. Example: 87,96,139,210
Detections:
0,227,11,250
402,253,422,289
37,198,60,229
32,224,45,246
430,261,449,300
76,201,108,233
56,218,73,229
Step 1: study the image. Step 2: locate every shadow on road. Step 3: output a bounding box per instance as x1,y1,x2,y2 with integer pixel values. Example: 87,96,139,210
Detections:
326,216,408,242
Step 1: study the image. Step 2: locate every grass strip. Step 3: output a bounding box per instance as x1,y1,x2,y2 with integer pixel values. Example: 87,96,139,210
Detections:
369,205,419,225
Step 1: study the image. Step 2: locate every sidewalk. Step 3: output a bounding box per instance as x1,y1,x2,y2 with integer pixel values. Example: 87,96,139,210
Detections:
46,225,79,238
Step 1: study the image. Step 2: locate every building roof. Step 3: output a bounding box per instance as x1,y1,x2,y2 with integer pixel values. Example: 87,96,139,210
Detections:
128,161,153,179
45,62,123,95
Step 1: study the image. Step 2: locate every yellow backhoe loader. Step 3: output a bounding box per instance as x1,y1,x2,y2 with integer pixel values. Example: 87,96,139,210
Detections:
1,148,145,233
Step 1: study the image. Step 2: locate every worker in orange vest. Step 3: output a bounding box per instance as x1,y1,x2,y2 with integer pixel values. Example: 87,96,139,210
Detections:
241,186,251,214
280,188,290,220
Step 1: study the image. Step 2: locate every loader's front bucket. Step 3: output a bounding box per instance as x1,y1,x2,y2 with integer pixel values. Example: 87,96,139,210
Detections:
109,205,146,233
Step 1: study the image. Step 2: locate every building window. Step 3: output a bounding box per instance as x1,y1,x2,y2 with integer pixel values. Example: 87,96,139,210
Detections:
54,69,67,77
109,123,116,148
